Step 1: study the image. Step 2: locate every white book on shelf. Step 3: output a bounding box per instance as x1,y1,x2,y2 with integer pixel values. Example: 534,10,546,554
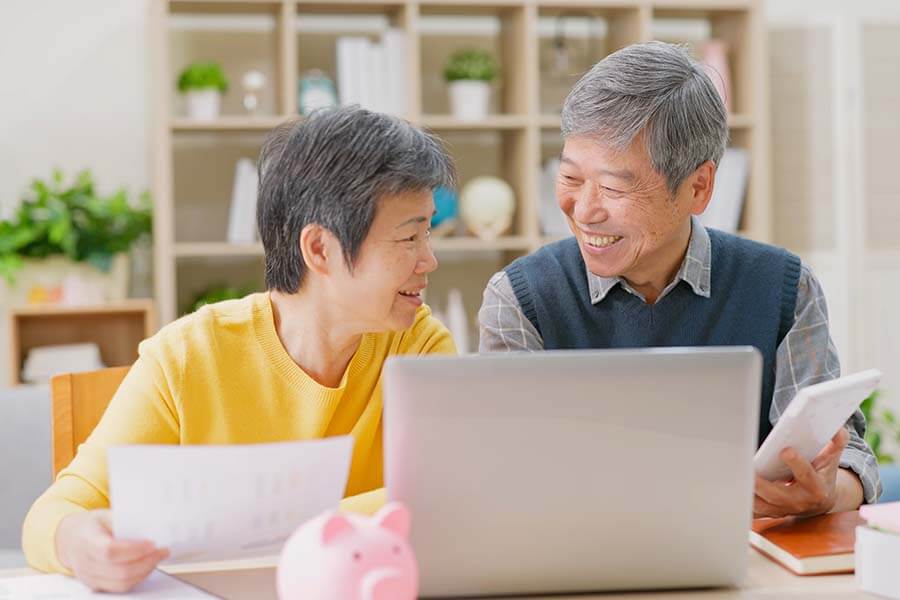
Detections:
360,37,381,112
226,158,259,244
336,36,362,107
701,147,749,234
382,28,407,117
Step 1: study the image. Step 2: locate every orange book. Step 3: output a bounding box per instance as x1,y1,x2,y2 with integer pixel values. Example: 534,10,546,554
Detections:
749,511,865,575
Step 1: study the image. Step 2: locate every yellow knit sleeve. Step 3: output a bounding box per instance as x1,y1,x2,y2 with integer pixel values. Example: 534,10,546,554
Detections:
21,334,182,574
400,304,457,355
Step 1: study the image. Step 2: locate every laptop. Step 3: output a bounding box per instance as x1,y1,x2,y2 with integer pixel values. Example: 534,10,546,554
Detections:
383,347,762,597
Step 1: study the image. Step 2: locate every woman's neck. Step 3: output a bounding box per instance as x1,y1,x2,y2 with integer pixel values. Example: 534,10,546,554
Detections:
269,289,362,388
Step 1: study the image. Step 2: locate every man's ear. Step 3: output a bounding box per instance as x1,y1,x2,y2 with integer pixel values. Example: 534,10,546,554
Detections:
299,223,337,277
687,160,716,216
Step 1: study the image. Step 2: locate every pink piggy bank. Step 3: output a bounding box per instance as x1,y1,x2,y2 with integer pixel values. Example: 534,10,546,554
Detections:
277,502,418,600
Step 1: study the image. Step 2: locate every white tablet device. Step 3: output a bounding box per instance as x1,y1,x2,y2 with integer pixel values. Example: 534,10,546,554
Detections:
754,368,882,481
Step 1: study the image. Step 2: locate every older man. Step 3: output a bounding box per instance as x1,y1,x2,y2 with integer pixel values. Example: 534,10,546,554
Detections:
478,41,880,517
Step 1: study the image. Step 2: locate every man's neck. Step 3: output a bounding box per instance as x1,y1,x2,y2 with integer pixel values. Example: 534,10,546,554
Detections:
621,220,693,305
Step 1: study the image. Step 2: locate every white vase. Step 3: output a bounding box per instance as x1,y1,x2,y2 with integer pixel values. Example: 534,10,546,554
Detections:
449,80,490,121
186,89,222,121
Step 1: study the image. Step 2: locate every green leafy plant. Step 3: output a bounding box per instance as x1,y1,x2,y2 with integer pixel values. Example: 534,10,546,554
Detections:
443,49,499,82
861,390,900,464
188,283,258,314
0,169,152,284
177,61,229,93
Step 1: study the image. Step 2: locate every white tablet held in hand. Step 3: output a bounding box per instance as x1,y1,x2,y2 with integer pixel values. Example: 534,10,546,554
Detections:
754,369,882,481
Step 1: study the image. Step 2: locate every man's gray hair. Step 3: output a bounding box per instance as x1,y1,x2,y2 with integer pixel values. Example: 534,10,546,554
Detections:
561,41,728,193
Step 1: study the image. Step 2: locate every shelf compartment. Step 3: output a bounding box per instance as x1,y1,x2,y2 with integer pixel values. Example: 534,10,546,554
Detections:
418,4,530,118
171,116,287,131
421,114,528,130
537,5,647,115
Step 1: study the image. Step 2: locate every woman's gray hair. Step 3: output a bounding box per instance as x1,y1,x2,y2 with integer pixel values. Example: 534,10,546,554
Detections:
561,41,728,193
257,106,455,293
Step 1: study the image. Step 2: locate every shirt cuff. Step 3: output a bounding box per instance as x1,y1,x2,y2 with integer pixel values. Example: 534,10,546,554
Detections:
840,446,882,504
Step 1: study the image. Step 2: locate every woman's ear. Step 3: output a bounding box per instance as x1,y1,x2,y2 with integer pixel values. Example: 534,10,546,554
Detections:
299,223,334,277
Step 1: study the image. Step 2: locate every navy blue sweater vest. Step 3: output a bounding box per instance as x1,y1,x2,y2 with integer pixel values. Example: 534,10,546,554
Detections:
504,229,801,447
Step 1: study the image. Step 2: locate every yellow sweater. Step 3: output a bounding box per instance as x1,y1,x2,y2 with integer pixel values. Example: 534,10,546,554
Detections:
22,293,455,573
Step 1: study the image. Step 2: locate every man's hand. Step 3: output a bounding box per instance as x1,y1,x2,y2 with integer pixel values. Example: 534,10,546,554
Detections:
55,509,169,593
753,428,861,518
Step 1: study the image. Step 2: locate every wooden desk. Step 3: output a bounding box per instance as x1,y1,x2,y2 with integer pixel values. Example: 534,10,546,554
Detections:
0,549,870,599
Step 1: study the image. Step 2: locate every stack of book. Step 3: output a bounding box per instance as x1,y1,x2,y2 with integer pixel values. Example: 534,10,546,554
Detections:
749,510,864,575
856,502,900,598
227,158,258,244
336,29,407,116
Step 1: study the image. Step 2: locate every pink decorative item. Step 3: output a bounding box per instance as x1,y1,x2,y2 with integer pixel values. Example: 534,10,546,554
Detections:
277,502,418,600
697,39,733,113
860,501,900,535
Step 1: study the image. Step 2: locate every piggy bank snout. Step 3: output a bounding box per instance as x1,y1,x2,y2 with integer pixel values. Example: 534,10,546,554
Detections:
361,566,415,600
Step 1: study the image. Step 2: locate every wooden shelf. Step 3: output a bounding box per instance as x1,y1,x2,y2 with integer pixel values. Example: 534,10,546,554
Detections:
153,0,770,323
169,0,282,15
432,236,532,252
175,242,264,257
420,115,529,130
651,0,753,14
418,0,526,13
8,301,156,386
538,114,562,129
727,113,754,129
171,116,287,132
175,239,533,255
540,113,755,130
296,0,407,11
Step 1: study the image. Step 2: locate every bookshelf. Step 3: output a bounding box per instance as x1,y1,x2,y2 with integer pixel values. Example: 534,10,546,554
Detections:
8,301,157,386
151,0,769,328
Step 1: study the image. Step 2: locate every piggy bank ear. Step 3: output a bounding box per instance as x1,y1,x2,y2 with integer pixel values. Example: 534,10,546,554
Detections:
373,502,410,538
321,513,355,545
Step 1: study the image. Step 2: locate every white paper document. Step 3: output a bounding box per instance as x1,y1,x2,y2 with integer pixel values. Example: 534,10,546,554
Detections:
0,570,214,599
108,437,354,564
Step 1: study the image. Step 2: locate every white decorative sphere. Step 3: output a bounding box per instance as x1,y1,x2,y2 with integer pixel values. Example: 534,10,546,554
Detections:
241,69,266,92
459,176,515,240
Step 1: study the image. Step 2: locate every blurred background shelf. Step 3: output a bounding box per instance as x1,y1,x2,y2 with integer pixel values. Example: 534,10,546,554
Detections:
420,115,529,130
8,301,156,386
171,116,285,131
153,0,769,348
174,242,265,257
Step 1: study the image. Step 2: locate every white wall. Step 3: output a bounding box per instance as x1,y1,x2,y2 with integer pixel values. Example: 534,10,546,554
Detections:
0,0,151,385
766,0,900,445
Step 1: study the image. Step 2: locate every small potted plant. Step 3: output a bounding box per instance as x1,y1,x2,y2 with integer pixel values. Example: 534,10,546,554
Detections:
177,61,229,120
0,169,152,305
444,49,498,121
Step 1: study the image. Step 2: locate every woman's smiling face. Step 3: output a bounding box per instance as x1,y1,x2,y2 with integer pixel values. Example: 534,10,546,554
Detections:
325,189,438,332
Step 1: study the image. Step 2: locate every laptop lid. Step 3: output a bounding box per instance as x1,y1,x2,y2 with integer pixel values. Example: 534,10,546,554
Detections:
383,347,761,597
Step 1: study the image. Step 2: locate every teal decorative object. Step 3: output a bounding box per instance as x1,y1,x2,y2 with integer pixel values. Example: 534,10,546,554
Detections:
432,186,458,236
298,70,338,116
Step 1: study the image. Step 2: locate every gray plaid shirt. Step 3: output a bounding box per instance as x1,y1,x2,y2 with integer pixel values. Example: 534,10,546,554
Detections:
478,217,881,503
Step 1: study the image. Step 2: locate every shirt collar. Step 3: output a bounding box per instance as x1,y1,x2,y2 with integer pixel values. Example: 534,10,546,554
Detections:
586,216,712,305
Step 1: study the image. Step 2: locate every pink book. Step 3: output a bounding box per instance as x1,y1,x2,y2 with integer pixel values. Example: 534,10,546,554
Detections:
860,502,900,534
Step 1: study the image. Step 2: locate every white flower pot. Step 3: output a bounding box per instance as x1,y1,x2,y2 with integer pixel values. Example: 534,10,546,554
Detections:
186,89,222,121
0,254,130,306
449,80,491,121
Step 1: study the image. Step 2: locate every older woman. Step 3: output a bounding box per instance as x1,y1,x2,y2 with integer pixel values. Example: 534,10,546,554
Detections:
22,106,456,591
479,41,880,516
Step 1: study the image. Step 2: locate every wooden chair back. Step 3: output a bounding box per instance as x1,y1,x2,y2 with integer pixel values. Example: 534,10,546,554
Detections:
49,366,130,477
